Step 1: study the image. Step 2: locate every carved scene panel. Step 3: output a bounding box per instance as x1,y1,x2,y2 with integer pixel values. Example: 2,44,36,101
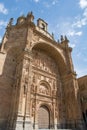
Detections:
32,50,58,75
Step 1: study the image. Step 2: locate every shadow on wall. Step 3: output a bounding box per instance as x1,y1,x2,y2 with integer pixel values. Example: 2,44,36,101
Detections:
0,46,24,130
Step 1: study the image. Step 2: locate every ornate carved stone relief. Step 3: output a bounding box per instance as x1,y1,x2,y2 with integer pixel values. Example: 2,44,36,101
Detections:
31,99,36,116
55,107,58,118
30,49,61,121
31,84,36,93
31,71,58,97
39,84,50,95
32,50,58,75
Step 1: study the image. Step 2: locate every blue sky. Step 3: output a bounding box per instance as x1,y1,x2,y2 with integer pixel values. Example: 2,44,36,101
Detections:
0,0,87,77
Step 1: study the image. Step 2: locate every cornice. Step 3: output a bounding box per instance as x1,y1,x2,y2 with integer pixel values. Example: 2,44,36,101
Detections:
31,93,57,100
32,65,57,79
8,21,35,30
33,27,63,49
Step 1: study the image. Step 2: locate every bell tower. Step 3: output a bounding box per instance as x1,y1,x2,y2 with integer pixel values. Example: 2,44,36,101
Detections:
37,18,48,31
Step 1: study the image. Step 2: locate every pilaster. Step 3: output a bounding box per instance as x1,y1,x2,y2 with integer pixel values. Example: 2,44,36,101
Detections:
16,50,33,130
60,36,74,74
62,72,84,129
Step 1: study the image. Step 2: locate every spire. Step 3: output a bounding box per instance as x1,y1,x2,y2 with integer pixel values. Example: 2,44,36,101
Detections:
65,35,69,43
60,35,64,42
27,11,34,22
7,18,13,28
52,32,54,39
60,35,69,44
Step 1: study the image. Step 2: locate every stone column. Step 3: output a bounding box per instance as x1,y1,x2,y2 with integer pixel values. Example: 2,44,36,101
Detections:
15,51,33,130
62,72,83,129
7,55,23,130
33,98,39,130
56,79,66,129
53,99,57,130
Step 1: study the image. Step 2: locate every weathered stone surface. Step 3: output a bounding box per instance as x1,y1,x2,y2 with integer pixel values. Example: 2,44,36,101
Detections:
0,12,86,130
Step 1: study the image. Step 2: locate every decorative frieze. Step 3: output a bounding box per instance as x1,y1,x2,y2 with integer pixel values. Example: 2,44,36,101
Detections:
32,50,58,75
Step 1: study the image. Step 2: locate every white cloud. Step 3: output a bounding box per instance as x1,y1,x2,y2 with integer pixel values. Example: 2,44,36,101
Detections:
55,21,82,38
75,31,83,36
76,68,87,77
42,2,49,8
0,20,7,26
43,0,59,8
0,20,7,29
73,18,87,28
49,1,87,41
72,7,87,28
68,30,75,36
76,52,82,57
34,0,39,2
83,8,87,16
83,58,87,61
69,43,76,48
34,0,58,5
52,0,59,5
0,36,2,42
0,3,8,14
68,30,82,37
79,0,87,9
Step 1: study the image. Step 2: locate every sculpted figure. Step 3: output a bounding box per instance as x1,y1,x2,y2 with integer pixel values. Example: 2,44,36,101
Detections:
7,18,13,27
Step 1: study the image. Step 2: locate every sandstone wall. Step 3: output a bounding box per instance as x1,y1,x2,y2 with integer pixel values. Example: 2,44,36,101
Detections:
0,26,27,130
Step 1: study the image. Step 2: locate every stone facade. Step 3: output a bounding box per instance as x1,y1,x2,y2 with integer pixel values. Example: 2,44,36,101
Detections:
0,12,87,130
78,76,87,125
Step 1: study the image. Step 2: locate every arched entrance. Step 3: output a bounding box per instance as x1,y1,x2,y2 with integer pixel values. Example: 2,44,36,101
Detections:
38,106,50,129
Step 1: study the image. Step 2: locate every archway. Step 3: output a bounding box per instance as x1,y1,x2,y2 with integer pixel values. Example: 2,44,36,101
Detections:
38,106,50,129
32,42,67,76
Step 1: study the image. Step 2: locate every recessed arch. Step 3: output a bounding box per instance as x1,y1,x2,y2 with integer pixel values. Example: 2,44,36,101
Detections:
38,103,52,115
38,104,53,129
38,80,51,96
38,105,50,129
32,42,67,76
39,80,51,89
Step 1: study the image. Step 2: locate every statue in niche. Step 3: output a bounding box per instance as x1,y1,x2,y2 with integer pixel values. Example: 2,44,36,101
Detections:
65,35,68,41
32,100,36,116
32,73,36,83
39,84,49,95
25,76,28,83
31,84,36,93
46,89,49,95
23,83,27,95
7,18,13,28
52,90,56,96
53,81,56,89
55,107,58,118
36,58,40,67
38,74,41,80
16,78,20,87
61,35,64,42
48,78,52,84
43,76,46,80
25,64,29,72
